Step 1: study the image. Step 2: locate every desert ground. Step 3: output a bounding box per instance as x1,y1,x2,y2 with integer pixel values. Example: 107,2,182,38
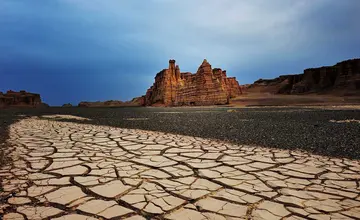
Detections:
231,93,360,108
0,106,360,219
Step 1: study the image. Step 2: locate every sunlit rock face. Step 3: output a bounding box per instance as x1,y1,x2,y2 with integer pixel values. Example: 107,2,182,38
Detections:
145,59,242,106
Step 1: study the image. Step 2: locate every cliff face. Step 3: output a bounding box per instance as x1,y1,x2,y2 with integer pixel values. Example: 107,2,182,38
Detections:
0,90,43,108
246,58,360,95
145,59,242,106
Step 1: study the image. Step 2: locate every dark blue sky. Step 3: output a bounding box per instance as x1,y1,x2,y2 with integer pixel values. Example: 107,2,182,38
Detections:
1,0,359,106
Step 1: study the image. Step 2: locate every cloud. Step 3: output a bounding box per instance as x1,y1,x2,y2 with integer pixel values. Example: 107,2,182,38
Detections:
61,0,359,66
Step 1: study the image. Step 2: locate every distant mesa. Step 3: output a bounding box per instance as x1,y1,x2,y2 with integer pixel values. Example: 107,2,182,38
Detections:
143,59,242,106
77,99,143,107
244,58,360,96
0,90,48,108
62,103,73,107
78,100,123,107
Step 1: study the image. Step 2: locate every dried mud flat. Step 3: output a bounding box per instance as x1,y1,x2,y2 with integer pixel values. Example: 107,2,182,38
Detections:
1,115,360,219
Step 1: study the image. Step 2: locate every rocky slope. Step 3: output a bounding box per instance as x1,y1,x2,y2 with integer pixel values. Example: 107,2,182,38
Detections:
0,90,45,108
246,58,360,95
144,59,242,106
127,96,145,106
78,100,124,107
78,98,145,107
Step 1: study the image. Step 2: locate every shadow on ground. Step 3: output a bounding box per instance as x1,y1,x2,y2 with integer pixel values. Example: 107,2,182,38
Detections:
0,106,360,160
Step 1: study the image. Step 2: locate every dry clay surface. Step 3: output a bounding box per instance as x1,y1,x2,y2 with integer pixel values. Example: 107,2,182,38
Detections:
1,115,360,220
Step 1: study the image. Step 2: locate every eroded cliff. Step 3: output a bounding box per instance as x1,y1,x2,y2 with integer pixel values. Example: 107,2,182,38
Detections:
246,58,360,95
145,59,242,106
0,90,43,108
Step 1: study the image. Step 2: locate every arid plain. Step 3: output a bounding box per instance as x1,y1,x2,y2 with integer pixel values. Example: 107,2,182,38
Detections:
1,0,360,218
0,106,360,220
1,59,360,219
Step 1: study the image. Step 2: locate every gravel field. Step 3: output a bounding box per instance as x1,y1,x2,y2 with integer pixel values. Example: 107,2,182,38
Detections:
0,106,359,159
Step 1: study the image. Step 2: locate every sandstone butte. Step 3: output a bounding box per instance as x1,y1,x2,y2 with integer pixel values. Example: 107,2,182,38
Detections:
0,90,45,108
144,59,242,106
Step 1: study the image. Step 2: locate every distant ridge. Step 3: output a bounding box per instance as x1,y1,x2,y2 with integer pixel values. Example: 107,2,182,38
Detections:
244,58,360,96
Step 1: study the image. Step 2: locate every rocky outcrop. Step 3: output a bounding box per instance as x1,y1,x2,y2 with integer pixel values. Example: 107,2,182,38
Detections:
0,90,43,108
145,59,242,106
246,58,360,95
226,76,243,98
126,96,145,106
240,84,251,93
62,103,73,107
246,75,298,94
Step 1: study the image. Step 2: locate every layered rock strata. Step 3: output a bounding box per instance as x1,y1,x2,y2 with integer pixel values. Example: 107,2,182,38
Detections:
145,59,242,106
246,58,360,95
0,90,42,108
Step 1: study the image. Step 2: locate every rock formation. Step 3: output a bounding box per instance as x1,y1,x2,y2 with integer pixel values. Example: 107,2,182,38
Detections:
245,58,360,95
0,90,43,108
144,59,242,106
78,100,124,107
62,103,73,107
126,96,145,106
77,99,145,107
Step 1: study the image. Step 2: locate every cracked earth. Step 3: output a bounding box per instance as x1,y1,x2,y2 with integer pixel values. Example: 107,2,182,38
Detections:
1,115,360,220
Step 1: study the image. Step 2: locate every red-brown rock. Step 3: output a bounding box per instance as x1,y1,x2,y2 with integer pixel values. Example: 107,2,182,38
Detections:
78,100,124,107
78,97,146,107
127,96,145,106
0,90,43,108
245,58,360,95
145,59,242,106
